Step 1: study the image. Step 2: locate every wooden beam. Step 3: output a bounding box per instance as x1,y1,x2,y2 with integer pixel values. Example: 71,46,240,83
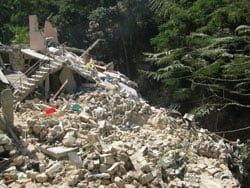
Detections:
52,79,68,100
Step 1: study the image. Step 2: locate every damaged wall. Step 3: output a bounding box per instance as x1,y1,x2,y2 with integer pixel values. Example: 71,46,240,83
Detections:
0,45,26,72
29,15,46,51
59,67,77,93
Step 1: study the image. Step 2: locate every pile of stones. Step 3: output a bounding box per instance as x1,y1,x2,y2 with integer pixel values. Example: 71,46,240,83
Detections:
0,82,242,187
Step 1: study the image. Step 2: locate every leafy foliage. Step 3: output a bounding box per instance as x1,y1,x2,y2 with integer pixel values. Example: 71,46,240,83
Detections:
143,0,250,115
86,0,155,76
145,28,250,112
11,26,29,44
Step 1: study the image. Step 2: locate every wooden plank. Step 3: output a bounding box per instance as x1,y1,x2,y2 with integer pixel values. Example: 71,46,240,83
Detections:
52,79,68,100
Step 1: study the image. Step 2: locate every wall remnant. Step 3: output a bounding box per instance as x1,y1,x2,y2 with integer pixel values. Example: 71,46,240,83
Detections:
44,20,58,44
29,15,46,51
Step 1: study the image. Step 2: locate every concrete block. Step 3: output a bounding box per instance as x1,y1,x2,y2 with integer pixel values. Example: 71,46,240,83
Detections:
87,173,111,180
39,145,78,159
130,153,147,172
141,163,151,173
27,170,39,180
35,173,48,183
124,184,137,188
139,172,154,185
45,162,63,178
114,176,125,188
100,154,115,165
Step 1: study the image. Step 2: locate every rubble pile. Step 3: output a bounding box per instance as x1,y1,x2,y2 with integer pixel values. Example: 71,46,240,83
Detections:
0,130,13,156
0,15,243,187
0,83,241,187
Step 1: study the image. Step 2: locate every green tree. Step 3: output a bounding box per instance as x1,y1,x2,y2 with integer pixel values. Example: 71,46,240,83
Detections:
87,0,155,77
143,0,250,115
0,0,56,44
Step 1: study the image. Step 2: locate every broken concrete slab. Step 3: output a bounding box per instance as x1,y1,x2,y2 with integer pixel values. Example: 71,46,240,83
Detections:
38,145,78,159
68,152,83,169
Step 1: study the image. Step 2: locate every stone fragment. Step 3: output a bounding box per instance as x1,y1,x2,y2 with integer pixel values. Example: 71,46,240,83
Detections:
27,118,36,127
100,154,115,165
77,182,88,188
8,182,22,188
35,173,48,183
39,145,78,159
87,132,99,145
27,170,39,180
118,152,129,162
87,160,95,171
0,134,12,145
27,144,37,153
200,178,223,188
124,184,137,188
206,167,221,176
197,163,208,170
39,163,46,172
87,173,111,180
139,172,154,185
24,182,36,188
93,159,100,169
130,152,147,172
66,175,79,186
93,107,105,119
13,155,25,166
79,111,91,122
114,176,125,188
141,163,151,173
33,124,44,135
63,131,76,147
183,113,194,122
68,152,83,169
108,183,119,188
45,162,63,178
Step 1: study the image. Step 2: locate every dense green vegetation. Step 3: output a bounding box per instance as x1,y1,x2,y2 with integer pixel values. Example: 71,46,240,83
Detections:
144,0,250,113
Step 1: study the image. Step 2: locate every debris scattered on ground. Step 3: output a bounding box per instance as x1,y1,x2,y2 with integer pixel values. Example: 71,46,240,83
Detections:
0,14,243,187
0,85,242,187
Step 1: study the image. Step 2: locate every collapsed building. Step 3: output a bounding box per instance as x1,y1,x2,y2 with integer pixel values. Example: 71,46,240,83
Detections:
0,15,243,187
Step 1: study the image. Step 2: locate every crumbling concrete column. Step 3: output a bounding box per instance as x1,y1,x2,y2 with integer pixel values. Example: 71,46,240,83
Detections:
0,89,14,132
